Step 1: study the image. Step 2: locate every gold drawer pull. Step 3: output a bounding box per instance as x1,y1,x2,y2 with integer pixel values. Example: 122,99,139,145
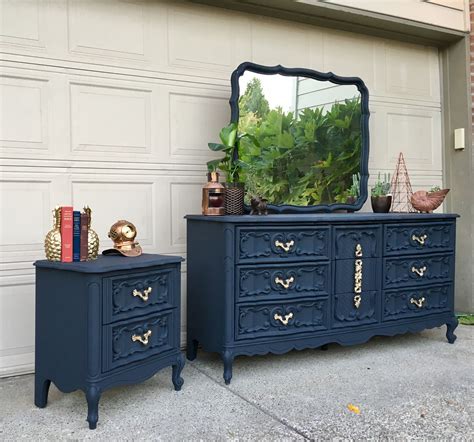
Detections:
412,234,427,246
133,287,152,302
275,276,295,289
274,240,295,252
411,266,427,277
132,330,152,345
355,243,363,257
353,294,362,309
410,297,426,308
274,312,293,325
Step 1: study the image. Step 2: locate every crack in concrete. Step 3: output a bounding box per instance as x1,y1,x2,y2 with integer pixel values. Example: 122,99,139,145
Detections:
188,361,313,441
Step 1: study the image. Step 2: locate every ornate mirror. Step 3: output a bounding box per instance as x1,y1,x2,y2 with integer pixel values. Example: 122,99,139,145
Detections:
230,62,369,213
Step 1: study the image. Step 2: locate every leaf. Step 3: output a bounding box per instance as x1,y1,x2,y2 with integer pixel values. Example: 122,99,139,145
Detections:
206,158,221,172
347,404,361,415
208,142,229,152
219,122,238,147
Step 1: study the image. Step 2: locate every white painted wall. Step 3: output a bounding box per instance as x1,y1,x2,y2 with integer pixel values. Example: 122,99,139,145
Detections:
0,0,443,377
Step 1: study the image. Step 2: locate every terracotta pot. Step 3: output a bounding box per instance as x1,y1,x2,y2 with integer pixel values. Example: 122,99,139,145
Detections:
371,195,392,213
411,189,449,213
224,183,245,215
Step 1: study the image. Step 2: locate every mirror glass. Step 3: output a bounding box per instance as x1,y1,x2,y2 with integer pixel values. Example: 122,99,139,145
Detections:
237,71,362,207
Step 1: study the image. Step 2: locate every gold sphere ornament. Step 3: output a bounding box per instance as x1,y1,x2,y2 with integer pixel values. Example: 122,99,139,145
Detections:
103,220,142,257
44,207,62,261
83,206,99,260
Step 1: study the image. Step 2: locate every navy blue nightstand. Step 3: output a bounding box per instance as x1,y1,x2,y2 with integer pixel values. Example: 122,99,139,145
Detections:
34,254,185,429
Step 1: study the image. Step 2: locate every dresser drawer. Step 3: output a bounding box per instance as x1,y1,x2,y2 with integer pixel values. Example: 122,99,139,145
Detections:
383,285,452,321
334,226,381,259
238,226,330,262
384,254,453,289
333,291,379,328
384,222,454,256
236,262,330,302
103,267,176,324
235,299,328,340
102,310,176,372
335,258,378,294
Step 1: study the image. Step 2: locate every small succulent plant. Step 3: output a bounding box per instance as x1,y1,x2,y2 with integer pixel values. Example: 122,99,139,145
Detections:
348,173,361,198
430,185,441,192
371,172,391,197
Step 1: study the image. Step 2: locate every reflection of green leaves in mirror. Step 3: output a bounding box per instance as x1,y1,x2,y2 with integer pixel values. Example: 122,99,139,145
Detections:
239,78,270,119
239,95,362,206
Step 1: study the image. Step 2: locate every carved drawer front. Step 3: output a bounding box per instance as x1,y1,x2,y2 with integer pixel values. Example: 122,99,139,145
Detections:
236,300,328,340
383,285,452,321
384,222,454,256
333,291,379,328
238,226,330,262
102,310,176,372
103,268,176,324
334,226,381,259
335,258,378,294
384,254,453,289
236,262,330,302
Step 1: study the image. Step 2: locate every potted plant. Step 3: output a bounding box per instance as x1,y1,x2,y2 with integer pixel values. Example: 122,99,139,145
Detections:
410,185,450,213
371,172,392,213
208,122,257,215
346,173,360,205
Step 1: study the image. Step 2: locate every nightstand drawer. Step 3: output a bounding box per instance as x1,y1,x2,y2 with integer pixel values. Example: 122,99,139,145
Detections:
238,226,330,262
235,299,328,340
333,291,379,328
385,222,454,256
103,267,176,324
236,262,330,302
383,285,452,321
334,226,381,259
384,254,453,289
102,310,176,372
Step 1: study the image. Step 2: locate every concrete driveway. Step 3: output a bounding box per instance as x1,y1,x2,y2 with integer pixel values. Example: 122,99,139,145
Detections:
1,325,473,440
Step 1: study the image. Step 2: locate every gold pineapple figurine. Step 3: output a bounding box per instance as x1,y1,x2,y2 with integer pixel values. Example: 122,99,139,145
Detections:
44,207,62,261
84,206,99,260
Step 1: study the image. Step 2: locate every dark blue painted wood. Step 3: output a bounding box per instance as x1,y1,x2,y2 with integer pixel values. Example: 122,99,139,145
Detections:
186,213,458,384
34,254,184,429
229,61,370,214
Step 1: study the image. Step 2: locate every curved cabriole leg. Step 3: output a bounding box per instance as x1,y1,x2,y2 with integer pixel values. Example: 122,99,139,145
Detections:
186,339,199,361
86,385,101,430
446,317,459,344
172,353,185,391
34,377,51,408
222,350,234,385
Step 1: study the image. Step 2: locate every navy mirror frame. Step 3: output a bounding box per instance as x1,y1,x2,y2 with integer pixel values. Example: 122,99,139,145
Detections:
229,61,370,214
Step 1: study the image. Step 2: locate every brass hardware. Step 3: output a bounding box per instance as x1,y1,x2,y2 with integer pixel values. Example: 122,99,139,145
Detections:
410,297,426,308
274,312,294,325
353,295,362,309
274,240,295,252
133,287,152,302
412,234,427,246
132,330,152,345
274,276,295,289
353,244,363,309
411,265,427,277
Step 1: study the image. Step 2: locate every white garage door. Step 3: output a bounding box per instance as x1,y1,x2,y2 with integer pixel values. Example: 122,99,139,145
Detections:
0,0,443,377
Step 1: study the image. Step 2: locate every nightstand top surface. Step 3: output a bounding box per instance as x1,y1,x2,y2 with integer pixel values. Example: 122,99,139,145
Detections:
34,253,184,273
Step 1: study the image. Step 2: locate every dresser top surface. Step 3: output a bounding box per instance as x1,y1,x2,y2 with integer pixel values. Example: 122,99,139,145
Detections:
186,213,458,223
34,253,184,273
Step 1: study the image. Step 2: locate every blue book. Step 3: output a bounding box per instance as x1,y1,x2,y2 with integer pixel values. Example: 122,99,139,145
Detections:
73,211,81,262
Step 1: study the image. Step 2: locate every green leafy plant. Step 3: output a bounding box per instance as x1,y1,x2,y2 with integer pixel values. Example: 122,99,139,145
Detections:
457,313,474,325
207,122,258,183
430,185,441,192
371,172,391,197
238,97,362,205
348,173,361,198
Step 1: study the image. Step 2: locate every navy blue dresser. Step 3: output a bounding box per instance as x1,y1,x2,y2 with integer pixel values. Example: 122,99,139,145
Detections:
186,213,458,384
34,254,184,429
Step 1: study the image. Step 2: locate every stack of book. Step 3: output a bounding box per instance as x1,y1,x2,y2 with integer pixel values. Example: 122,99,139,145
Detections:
60,207,90,262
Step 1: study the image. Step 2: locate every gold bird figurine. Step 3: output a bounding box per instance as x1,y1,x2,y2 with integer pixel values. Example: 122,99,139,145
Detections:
44,207,62,261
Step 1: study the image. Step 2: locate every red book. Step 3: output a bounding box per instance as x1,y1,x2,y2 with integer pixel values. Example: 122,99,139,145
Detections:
61,206,73,262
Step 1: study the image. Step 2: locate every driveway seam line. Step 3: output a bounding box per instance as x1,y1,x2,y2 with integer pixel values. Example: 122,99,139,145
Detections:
188,362,312,441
